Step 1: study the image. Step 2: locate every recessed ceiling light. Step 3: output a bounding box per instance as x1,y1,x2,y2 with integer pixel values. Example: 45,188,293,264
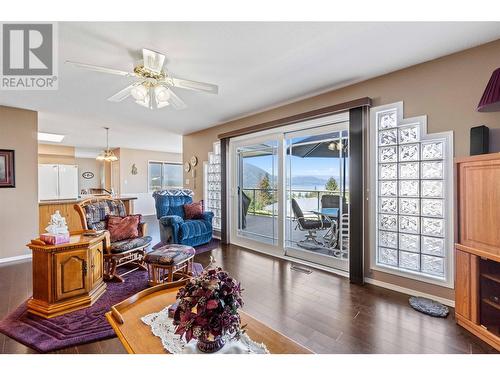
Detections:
38,132,65,143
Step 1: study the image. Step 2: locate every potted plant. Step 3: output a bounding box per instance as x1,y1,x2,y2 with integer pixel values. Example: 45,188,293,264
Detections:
173,267,245,353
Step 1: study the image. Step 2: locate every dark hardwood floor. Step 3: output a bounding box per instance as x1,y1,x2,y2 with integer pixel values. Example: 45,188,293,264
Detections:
0,215,497,354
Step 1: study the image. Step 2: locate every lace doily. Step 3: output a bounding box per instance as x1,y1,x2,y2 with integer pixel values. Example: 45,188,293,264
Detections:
141,306,270,354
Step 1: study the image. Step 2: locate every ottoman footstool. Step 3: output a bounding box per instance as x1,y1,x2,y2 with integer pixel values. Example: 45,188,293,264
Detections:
144,244,196,286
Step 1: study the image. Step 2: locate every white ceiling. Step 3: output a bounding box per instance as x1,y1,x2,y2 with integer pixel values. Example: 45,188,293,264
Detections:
1,22,500,153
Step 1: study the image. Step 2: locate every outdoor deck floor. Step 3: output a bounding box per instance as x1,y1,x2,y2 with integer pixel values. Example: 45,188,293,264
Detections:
242,214,345,257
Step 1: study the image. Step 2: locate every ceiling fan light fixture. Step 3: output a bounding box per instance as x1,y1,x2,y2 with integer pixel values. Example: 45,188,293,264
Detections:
154,85,170,101
68,48,218,111
135,94,151,108
156,99,170,109
154,85,171,108
131,84,148,101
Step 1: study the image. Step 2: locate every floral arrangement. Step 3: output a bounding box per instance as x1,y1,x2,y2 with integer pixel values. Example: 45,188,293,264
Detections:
173,267,244,343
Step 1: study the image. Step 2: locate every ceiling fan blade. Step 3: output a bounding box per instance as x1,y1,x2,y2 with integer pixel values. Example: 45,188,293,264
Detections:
142,49,165,73
66,61,136,77
166,88,187,110
170,77,218,94
107,82,141,102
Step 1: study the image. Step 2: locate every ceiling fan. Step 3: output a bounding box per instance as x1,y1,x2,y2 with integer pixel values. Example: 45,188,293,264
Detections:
66,49,218,110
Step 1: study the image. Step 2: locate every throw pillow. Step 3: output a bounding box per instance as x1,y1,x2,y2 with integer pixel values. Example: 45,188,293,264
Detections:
107,214,141,242
184,201,204,220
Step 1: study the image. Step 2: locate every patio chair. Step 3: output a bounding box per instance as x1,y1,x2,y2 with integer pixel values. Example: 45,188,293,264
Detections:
291,198,331,246
240,190,251,229
321,194,349,215
321,194,349,249
321,194,339,210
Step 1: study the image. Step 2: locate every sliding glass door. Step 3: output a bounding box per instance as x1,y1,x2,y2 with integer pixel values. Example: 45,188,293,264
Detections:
284,123,350,271
235,139,279,246
229,114,350,272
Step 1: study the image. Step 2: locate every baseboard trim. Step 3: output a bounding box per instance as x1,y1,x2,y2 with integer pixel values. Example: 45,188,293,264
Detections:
0,254,32,264
364,277,455,307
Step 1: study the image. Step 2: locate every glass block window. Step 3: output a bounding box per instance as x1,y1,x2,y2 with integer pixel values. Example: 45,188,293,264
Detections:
205,141,222,230
370,103,453,283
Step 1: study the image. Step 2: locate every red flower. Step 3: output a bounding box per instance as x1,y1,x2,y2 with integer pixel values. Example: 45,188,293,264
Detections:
206,299,219,310
173,268,244,342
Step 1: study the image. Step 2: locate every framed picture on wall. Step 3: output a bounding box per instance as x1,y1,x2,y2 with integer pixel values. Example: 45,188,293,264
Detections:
0,149,15,188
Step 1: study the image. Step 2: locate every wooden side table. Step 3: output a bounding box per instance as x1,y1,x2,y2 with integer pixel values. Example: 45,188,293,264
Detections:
27,232,107,318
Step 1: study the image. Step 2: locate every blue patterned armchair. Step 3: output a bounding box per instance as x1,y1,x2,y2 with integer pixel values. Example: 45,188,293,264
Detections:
153,189,214,247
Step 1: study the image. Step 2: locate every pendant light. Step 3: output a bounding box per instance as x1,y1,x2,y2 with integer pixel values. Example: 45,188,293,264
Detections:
96,127,118,162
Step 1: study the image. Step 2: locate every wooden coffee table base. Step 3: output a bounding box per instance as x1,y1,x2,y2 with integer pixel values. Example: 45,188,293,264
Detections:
106,283,312,354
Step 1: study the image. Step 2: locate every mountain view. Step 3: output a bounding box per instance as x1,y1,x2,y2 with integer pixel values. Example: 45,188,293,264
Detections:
242,162,339,190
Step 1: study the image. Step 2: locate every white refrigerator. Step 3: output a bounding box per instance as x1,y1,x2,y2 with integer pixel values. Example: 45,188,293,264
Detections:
39,164,79,200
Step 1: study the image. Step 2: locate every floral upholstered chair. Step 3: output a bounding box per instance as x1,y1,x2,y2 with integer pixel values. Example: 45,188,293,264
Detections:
153,189,214,247
74,197,152,282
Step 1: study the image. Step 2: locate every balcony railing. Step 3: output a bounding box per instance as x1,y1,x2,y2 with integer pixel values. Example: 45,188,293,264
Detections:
241,188,349,217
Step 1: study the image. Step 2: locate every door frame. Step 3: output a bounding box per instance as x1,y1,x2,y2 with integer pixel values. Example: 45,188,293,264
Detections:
228,112,351,270
229,131,284,258
283,121,350,271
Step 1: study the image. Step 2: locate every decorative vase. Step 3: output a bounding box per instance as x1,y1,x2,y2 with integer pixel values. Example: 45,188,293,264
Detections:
197,335,226,353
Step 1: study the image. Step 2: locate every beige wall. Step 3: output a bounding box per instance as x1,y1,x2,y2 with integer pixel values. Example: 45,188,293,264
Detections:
38,144,76,165
0,106,38,260
107,148,182,215
183,39,500,301
76,157,102,191
117,148,182,194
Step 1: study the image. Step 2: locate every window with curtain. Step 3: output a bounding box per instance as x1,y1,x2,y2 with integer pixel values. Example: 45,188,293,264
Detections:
148,161,183,191
370,102,453,286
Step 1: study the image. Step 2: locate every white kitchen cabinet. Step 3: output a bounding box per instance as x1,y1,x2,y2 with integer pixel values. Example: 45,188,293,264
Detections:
39,164,78,201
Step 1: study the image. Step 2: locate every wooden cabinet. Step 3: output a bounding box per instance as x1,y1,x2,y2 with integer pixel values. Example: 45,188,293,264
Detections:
89,242,104,287
27,233,107,318
455,153,500,351
455,249,472,320
54,249,89,301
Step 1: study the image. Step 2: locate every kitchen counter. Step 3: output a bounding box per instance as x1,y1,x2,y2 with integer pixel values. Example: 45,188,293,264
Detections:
39,195,137,233
39,195,137,206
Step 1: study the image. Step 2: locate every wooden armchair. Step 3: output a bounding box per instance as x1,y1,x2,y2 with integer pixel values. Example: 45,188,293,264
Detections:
74,197,152,282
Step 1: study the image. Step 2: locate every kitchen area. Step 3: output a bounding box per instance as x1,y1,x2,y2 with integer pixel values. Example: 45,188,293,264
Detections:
37,143,136,233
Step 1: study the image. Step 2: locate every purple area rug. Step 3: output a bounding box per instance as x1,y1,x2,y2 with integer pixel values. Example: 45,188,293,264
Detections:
0,263,203,353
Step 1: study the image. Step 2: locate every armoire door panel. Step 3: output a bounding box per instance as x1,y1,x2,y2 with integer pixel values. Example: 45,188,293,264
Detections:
459,160,500,255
